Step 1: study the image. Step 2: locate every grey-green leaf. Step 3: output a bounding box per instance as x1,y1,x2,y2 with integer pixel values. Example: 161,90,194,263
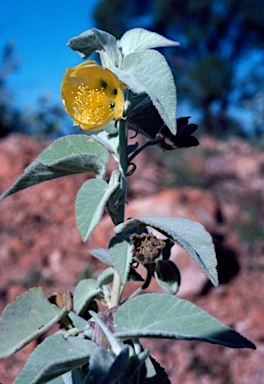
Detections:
0,135,109,201
110,50,176,134
14,333,96,384
97,267,115,288
73,279,101,315
67,28,118,66
109,235,133,285
0,288,67,359
114,216,218,286
92,127,119,156
119,28,179,56
75,179,119,241
154,260,181,295
89,248,112,265
114,293,256,349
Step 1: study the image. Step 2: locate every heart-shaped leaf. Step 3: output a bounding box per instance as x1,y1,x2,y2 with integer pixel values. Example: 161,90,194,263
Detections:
1,135,109,201
114,293,256,349
0,288,67,359
75,179,119,241
119,28,179,56
14,333,96,384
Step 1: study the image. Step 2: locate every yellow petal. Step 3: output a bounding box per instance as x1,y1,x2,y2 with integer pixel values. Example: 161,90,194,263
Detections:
61,61,127,131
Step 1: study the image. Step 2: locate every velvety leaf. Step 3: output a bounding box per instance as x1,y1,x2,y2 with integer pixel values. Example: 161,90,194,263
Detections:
109,235,133,285
73,279,101,315
92,127,119,155
67,28,118,66
0,288,67,359
83,347,114,384
114,293,256,349
68,312,91,334
0,135,109,201
83,346,130,384
89,248,112,265
143,355,171,384
154,260,181,295
110,50,177,134
97,267,114,288
119,28,179,56
14,333,96,384
47,376,65,384
75,179,119,241
114,216,218,286
125,349,150,383
89,311,123,355
61,369,85,384
99,346,130,384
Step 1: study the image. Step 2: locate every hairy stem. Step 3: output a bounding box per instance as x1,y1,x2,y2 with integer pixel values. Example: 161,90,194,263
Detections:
110,116,128,307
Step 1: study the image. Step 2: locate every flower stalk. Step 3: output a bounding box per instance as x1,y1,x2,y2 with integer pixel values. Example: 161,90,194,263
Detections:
110,101,130,307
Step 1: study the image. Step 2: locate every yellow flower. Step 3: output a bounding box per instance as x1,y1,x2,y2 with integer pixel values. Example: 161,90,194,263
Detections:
61,61,127,131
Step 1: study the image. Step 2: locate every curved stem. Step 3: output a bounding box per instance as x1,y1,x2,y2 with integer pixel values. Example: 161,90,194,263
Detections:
128,138,160,163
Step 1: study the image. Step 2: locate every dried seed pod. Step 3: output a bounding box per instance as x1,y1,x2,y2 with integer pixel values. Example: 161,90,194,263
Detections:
130,232,166,264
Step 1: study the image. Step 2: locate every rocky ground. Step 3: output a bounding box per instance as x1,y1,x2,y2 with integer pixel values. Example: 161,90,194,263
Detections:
0,133,263,383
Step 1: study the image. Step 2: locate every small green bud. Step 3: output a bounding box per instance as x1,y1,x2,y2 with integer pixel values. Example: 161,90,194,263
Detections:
154,260,181,295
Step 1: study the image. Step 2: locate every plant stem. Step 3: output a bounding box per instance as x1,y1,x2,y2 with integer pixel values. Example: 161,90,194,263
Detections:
110,117,128,308
124,264,154,303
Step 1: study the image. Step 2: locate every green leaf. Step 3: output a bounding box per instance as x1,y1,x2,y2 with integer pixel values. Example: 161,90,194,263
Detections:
61,369,85,384
73,279,101,315
0,288,67,359
143,355,171,384
119,28,179,56
83,347,114,384
89,311,123,356
0,135,109,201
114,217,218,286
14,333,96,384
125,349,150,382
75,179,119,241
89,248,112,265
109,234,133,285
97,267,115,288
67,28,118,66
154,260,181,295
68,312,91,334
83,346,130,384
114,293,256,349
92,127,119,156
47,376,65,384
99,346,130,384
110,50,176,134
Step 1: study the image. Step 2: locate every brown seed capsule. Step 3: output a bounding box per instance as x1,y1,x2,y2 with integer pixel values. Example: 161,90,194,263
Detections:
130,232,166,264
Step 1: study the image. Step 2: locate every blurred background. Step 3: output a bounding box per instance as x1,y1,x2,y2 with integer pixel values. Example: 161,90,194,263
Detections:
1,0,264,140
0,1,263,383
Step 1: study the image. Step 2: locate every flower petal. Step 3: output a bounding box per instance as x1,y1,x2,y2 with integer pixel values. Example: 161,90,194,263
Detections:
61,61,126,131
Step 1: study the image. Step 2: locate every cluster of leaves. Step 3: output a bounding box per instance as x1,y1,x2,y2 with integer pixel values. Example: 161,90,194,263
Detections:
94,0,264,137
0,28,255,384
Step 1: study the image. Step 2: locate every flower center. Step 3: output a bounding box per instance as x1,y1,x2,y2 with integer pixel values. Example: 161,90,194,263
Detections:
73,83,115,126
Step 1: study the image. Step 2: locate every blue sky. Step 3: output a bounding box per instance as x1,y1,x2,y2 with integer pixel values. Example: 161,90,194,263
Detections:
0,0,99,108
